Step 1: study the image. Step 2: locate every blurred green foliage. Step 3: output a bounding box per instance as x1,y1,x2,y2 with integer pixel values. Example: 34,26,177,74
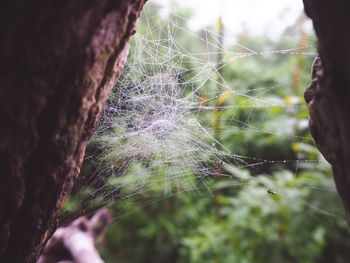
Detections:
64,3,350,263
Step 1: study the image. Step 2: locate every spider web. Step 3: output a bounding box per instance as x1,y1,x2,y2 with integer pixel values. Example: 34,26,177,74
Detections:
76,2,342,222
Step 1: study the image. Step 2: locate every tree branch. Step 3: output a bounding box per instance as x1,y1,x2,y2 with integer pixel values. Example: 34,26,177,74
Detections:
38,208,112,263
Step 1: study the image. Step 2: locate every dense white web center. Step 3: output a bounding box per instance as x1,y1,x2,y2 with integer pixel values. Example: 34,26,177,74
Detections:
78,3,343,224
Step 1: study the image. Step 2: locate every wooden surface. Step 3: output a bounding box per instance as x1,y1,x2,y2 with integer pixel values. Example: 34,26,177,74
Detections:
303,0,350,223
0,1,146,261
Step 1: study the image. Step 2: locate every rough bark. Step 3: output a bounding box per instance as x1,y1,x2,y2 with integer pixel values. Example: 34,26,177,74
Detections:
303,0,350,223
0,0,146,262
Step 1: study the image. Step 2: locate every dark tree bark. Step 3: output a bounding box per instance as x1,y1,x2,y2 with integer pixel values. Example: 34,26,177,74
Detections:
0,0,146,262
303,0,350,223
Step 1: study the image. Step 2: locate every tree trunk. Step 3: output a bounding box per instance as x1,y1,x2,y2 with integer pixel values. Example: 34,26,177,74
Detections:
0,0,146,262
303,0,350,223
